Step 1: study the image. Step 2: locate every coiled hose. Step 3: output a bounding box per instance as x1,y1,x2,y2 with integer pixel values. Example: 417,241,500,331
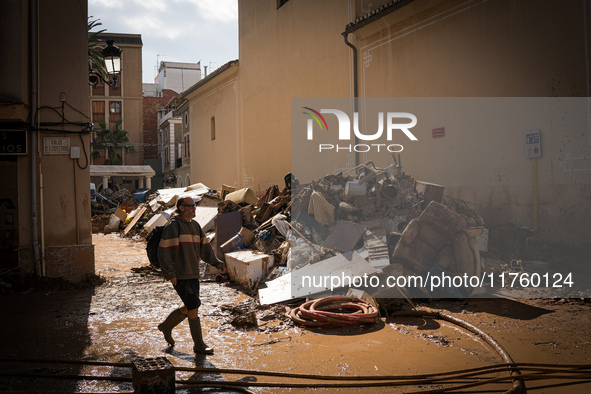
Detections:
289,296,379,327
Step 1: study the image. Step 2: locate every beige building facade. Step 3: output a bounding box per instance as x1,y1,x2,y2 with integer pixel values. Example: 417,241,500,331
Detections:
90,33,145,192
183,61,240,191
0,0,94,279
349,0,591,244
221,0,590,244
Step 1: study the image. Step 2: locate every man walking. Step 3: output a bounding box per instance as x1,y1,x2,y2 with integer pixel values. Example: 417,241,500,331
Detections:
157,196,226,355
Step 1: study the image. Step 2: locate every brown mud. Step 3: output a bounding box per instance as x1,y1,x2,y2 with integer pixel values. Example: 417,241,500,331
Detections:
0,233,590,393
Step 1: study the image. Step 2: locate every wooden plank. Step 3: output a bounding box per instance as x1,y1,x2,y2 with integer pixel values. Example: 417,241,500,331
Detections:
123,207,146,235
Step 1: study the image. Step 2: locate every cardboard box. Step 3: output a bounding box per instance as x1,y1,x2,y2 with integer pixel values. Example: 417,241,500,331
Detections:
221,184,236,200
224,250,274,289
114,207,128,222
225,188,259,206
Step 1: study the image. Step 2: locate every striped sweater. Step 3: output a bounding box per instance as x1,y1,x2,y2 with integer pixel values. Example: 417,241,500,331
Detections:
157,215,224,280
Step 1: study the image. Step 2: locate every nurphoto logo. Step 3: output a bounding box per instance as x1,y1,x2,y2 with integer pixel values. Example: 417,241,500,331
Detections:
302,107,418,153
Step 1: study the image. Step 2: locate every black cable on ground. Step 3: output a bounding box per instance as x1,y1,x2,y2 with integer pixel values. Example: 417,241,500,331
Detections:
0,366,590,392
2,359,591,392
174,363,591,381
0,392,133,394
0,358,132,368
391,309,524,393
4,357,590,382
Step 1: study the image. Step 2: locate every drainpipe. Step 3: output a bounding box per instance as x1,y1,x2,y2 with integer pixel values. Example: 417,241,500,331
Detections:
341,0,416,167
30,0,42,276
342,32,360,167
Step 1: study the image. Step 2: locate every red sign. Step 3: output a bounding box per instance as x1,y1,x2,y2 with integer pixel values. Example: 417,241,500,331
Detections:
432,127,445,138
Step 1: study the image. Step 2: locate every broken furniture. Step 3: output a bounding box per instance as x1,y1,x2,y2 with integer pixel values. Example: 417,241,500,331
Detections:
225,250,274,290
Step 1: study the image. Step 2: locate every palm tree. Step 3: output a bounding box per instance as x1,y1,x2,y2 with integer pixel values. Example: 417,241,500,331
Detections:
91,121,136,165
88,16,108,79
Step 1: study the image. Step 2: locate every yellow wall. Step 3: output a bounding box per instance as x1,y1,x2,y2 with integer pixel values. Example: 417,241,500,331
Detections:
238,0,354,192
235,0,591,243
186,64,240,190
349,0,591,242
356,0,588,97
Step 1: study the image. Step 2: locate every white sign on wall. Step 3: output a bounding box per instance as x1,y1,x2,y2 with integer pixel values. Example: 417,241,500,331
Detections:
44,137,70,155
525,130,541,159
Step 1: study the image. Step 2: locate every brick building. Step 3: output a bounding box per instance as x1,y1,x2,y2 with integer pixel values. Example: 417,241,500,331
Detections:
143,89,180,160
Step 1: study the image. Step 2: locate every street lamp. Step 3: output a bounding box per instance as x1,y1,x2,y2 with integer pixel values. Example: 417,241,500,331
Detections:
89,40,122,87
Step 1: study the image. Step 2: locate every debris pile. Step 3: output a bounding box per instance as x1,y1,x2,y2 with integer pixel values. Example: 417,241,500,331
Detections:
91,188,142,217
90,182,292,281
92,158,580,329
256,158,490,310
90,163,484,300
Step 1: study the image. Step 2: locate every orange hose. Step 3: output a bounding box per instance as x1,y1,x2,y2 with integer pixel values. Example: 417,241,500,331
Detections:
289,296,379,327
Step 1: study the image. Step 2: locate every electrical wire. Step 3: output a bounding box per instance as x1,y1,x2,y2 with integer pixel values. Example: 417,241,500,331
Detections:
2,358,590,380
1,358,590,392
391,309,524,393
30,100,93,169
1,366,590,391
76,132,89,169
66,101,90,120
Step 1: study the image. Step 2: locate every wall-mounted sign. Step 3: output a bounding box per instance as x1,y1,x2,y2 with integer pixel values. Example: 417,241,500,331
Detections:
43,137,70,155
432,127,445,138
525,130,541,158
0,130,27,155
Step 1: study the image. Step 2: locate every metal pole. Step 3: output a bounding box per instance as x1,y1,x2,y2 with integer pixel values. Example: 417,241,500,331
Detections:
30,0,42,276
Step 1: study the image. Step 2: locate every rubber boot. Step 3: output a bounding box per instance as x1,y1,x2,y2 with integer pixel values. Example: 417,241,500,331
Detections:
188,317,214,355
158,308,187,346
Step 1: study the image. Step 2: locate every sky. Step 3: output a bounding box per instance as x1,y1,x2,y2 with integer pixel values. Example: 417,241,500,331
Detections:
88,0,239,84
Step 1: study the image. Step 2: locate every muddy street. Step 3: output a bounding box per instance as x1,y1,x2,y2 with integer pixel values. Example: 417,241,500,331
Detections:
0,233,590,393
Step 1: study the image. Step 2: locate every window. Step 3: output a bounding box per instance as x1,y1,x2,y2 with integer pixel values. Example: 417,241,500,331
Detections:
92,101,105,123
110,101,121,123
110,75,121,96
90,73,121,96
210,116,216,140
92,80,105,96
